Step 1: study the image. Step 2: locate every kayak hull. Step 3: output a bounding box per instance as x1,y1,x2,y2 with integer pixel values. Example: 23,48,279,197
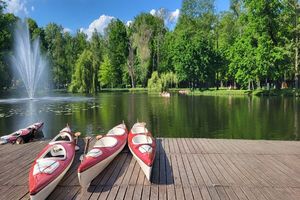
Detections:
29,126,75,200
78,124,128,188
78,141,126,187
128,123,156,181
1,122,44,144
30,155,74,200
129,145,152,180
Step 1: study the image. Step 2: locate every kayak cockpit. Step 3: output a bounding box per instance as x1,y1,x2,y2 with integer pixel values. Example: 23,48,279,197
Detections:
107,127,125,136
94,137,117,148
50,132,73,144
131,126,148,134
40,144,67,160
132,135,152,145
33,144,66,175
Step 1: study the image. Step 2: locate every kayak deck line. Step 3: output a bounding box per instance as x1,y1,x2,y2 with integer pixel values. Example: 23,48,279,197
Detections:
0,138,299,199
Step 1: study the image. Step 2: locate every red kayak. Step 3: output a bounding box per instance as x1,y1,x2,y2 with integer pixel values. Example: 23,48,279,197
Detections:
128,122,156,181
0,122,44,145
29,125,75,200
78,123,128,187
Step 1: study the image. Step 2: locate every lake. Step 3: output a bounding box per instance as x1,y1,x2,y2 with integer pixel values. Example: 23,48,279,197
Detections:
0,92,299,140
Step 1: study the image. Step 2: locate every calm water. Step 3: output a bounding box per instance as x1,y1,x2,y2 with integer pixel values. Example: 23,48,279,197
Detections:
0,92,299,140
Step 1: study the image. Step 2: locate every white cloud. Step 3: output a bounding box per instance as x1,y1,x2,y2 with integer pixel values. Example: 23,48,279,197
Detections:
81,15,115,39
150,9,156,16
169,9,180,23
3,0,29,16
31,6,34,11
149,8,180,27
63,28,72,33
126,20,132,27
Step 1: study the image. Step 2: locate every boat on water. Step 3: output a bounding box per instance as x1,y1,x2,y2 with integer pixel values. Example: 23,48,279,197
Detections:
0,122,44,145
78,123,128,187
28,125,77,200
128,122,156,181
160,91,171,98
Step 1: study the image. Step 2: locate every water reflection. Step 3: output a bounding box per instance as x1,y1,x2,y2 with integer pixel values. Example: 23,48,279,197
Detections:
0,93,299,140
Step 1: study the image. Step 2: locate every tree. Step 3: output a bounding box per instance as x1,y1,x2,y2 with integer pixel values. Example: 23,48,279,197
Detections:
131,13,166,86
105,19,129,87
44,23,66,88
98,54,114,88
171,28,216,88
69,49,94,93
89,30,103,92
181,0,215,19
280,0,300,88
0,12,18,90
228,0,290,89
126,34,137,87
147,71,162,92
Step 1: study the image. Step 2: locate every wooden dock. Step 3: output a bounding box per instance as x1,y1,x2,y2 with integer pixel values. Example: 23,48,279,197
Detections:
0,138,299,200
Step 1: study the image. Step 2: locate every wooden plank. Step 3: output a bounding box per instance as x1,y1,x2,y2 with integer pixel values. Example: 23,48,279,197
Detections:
200,186,212,200
0,138,299,200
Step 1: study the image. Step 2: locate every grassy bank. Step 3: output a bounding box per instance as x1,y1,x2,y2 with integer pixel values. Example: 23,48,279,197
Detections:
45,87,300,97
99,88,147,92
185,88,300,97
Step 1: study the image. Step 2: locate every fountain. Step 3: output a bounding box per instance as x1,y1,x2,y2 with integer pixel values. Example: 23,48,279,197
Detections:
11,20,48,99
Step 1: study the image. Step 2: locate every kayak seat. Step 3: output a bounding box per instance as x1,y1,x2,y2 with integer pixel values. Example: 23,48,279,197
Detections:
50,132,73,144
131,127,148,134
139,145,153,153
87,148,103,158
132,135,152,145
107,127,125,136
94,137,117,148
60,127,72,133
33,159,60,175
42,144,66,160
50,146,66,158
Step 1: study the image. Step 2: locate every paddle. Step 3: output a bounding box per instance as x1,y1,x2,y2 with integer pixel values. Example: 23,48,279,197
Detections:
74,132,81,151
79,136,91,162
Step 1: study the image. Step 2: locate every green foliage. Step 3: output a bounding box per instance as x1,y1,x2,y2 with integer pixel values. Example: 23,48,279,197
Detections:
147,71,162,92
106,19,128,87
69,49,94,93
161,72,178,91
69,31,102,93
171,17,218,88
0,13,18,90
131,13,166,86
148,71,178,92
89,31,103,91
98,54,114,88
227,0,291,88
0,0,299,92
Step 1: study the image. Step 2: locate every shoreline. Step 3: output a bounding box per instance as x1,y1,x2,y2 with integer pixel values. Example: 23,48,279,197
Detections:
2,88,300,97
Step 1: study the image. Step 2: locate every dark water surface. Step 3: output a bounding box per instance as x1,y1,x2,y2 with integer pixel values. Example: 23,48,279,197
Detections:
0,92,299,140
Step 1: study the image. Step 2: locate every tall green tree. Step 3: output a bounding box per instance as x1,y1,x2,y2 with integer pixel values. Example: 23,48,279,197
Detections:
0,8,17,91
131,13,166,86
69,49,94,93
228,0,289,89
98,54,114,88
89,30,103,92
105,19,129,87
44,23,67,88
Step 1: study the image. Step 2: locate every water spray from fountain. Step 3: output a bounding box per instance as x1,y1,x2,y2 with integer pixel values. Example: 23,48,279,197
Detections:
11,20,48,99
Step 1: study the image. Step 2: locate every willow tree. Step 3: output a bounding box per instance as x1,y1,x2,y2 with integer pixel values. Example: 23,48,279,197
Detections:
69,49,94,93
131,13,166,86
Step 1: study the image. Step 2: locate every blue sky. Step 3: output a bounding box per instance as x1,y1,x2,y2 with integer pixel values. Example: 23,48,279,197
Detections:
4,0,230,36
